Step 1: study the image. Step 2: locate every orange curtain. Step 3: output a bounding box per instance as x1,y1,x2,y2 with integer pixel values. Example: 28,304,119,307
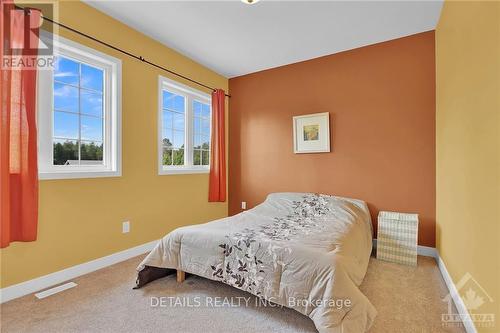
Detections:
208,89,226,202
0,3,40,248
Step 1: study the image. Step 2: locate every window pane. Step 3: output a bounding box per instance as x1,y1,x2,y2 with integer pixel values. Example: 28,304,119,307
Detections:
193,101,202,117
163,90,185,113
81,116,103,142
201,135,210,150
53,139,78,165
173,112,185,130
173,130,184,149
54,82,78,112
54,111,79,139
80,141,103,163
174,95,185,113
54,56,79,85
81,90,103,117
193,149,201,165
81,64,103,91
202,118,210,135
163,110,173,129
202,103,210,118
162,147,172,166
163,91,174,110
173,149,184,165
162,128,173,147
202,150,209,166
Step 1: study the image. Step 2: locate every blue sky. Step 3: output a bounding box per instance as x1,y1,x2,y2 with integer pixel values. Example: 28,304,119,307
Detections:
53,56,104,143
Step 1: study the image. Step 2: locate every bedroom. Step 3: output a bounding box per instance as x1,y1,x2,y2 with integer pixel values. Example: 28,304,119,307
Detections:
0,0,498,332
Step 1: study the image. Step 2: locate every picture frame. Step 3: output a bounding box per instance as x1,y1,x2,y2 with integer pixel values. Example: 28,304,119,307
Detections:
293,112,330,154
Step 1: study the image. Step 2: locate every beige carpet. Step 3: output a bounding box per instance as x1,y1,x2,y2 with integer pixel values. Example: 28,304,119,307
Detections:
1,255,465,333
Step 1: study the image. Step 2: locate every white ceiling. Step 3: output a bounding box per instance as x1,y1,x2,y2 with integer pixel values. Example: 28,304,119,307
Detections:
85,0,443,78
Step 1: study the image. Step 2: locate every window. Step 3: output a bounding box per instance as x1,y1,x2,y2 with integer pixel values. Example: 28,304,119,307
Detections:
158,76,211,174
38,33,121,179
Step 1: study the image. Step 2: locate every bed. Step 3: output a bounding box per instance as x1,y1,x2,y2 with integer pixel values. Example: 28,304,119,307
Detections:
135,192,376,333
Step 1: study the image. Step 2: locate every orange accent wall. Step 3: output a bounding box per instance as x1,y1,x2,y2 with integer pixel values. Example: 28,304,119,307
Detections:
228,31,436,246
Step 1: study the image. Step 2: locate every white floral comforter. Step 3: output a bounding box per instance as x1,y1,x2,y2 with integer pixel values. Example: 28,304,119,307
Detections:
137,192,376,332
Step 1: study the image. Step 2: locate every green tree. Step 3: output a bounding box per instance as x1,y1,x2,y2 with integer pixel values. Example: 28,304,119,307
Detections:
53,140,78,165
81,142,103,161
162,138,173,165
173,147,184,165
53,140,103,165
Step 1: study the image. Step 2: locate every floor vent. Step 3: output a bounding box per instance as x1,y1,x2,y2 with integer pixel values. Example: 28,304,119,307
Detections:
34,282,77,299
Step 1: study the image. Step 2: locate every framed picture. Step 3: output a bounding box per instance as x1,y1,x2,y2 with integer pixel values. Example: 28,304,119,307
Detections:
293,112,330,154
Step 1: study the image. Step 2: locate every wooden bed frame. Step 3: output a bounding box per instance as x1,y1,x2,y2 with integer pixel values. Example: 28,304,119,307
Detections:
176,270,185,283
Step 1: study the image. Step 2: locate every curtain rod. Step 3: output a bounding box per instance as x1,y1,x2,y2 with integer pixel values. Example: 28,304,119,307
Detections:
14,5,231,98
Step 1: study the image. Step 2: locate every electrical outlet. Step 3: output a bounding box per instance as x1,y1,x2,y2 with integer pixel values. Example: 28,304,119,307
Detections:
122,221,130,233
241,201,247,210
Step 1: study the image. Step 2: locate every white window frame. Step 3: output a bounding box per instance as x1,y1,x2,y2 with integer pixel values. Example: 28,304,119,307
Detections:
158,76,211,175
37,32,122,180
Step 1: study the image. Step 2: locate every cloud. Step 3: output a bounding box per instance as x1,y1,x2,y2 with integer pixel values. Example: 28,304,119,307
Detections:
54,71,77,79
53,84,76,98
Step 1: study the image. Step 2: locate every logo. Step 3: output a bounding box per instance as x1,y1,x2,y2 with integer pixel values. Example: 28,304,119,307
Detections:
1,1,57,69
442,272,495,329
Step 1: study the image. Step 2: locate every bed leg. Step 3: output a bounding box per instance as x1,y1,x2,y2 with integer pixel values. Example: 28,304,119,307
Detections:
176,270,185,283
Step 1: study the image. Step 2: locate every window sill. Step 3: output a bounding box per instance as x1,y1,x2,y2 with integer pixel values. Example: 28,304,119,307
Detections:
159,167,210,175
39,170,121,180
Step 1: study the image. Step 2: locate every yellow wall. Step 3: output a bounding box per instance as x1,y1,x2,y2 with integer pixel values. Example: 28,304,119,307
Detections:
436,1,500,331
0,0,228,288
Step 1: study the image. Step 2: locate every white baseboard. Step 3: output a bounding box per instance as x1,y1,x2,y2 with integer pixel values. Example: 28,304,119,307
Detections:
372,238,437,258
372,238,476,333
436,255,477,333
0,240,158,304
